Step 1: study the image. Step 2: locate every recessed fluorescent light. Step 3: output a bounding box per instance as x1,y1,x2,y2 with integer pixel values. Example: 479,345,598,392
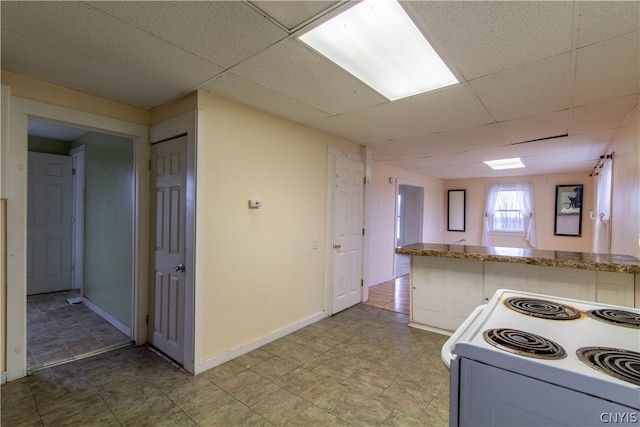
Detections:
484,157,526,170
298,0,458,101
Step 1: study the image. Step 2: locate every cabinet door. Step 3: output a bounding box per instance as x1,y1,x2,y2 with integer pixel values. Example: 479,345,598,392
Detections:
595,271,635,308
451,259,484,327
484,262,533,301
538,267,595,301
412,258,449,329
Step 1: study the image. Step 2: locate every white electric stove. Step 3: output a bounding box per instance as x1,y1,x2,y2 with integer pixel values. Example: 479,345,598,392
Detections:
442,289,640,426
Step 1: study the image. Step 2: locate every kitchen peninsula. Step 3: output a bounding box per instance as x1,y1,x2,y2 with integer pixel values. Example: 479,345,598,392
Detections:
395,243,640,334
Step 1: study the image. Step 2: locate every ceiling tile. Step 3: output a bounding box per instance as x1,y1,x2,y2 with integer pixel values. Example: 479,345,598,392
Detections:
573,32,640,107
91,1,288,69
1,1,224,91
370,133,445,161
498,110,570,144
576,2,640,48
469,53,572,122
230,38,386,115
402,84,494,133
310,98,436,144
249,1,339,31
200,72,329,125
407,1,573,80
571,96,639,136
1,31,179,108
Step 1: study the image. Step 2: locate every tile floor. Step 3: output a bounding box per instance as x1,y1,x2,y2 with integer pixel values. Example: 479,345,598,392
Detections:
27,290,132,370
3,304,451,426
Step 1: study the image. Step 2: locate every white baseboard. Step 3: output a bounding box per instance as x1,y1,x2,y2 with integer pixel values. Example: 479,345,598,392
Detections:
194,311,327,375
1,371,6,384
82,297,132,337
407,322,452,337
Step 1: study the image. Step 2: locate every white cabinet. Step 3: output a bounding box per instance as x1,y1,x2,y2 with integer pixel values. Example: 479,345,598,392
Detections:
595,271,635,307
484,262,595,302
410,257,637,334
411,257,483,333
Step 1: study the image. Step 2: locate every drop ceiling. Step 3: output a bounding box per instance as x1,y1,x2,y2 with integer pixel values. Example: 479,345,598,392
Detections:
2,1,638,179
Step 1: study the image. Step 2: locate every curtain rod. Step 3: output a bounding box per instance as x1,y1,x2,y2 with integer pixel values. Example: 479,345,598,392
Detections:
589,153,613,177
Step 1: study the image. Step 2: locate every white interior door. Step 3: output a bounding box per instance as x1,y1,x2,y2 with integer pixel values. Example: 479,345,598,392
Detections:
27,152,72,295
332,156,364,314
150,136,187,364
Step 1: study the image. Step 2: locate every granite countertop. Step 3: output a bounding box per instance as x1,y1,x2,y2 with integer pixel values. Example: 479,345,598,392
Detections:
395,243,640,274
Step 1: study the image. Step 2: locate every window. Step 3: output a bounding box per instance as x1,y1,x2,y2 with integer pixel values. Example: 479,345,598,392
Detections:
482,183,537,248
491,188,526,232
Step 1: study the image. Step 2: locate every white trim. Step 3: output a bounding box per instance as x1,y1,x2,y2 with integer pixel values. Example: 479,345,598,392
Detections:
1,85,10,198
82,297,132,337
5,97,149,381
362,146,372,302
150,110,198,374
325,147,365,315
69,145,85,292
195,311,327,375
408,322,452,337
395,179,425,278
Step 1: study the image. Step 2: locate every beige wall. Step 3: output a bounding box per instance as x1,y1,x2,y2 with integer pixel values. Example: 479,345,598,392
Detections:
367,161,444,285
608,102,640,258
444,172,594,252
194,91,361,362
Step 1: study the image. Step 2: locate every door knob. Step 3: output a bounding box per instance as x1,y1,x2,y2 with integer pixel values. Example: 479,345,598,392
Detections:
333,244,341,249
174,263,186,272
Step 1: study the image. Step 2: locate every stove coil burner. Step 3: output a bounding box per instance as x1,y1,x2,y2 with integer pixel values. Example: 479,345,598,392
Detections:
587,309,640,329
577,347,640,386
483,328,566,360
504,297,581,320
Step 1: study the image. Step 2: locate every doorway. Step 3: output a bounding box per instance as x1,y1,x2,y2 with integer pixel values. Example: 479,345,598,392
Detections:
5,96,150,381
26,120,133,370
395,183,424,277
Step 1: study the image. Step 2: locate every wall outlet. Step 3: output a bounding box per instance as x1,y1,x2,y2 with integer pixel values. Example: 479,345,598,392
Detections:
248,199,261,209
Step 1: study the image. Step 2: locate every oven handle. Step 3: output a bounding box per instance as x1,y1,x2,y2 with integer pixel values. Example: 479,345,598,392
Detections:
440,304,486,369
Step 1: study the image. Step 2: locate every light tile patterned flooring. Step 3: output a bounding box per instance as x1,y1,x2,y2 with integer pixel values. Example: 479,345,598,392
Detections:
27,290,132,370
3,304,451,426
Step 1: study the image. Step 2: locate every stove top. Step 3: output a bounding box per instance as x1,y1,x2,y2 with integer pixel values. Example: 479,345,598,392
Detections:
453,289,640,409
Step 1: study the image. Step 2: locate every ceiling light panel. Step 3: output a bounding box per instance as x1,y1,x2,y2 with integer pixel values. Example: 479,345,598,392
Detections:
299,0,458,101
484,157,525,170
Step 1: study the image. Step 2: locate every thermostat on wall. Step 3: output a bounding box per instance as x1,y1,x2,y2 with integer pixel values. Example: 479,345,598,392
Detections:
248,199,261,209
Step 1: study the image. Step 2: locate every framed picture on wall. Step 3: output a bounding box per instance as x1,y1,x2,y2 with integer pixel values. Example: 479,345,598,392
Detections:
554,184,583,236
448,189,465,232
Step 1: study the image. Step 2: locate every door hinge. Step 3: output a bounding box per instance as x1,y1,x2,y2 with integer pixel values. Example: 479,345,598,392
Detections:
362,228,365,236
363,176,366,185
145,315,149,325
149,159,152,170
72,168,76,175
361,279,364,288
